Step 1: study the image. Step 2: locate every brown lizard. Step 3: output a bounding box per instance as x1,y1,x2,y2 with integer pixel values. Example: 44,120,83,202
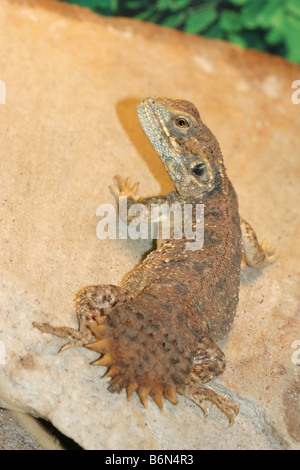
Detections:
34,97,275,425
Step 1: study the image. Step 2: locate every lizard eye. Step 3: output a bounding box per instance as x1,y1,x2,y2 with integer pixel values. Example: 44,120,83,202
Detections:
175,117,189,128
192,163,206,177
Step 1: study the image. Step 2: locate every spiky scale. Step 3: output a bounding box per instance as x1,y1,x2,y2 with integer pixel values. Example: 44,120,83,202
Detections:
90,324,110,338
137,385,151,408
163,384,178,405
126,382,138,401
92,352,114,367
150,387,164,411
102,365,120,379
85,338,109,354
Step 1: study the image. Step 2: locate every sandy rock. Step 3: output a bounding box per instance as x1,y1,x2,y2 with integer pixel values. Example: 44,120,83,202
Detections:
0,0,299,449
0,409,42,450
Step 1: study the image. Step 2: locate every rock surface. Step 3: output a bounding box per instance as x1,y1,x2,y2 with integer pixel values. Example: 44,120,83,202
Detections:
0,409,42,450
0,0,299,450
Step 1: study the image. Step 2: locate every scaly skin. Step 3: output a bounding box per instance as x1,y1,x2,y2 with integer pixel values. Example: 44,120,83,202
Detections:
34,97,275,425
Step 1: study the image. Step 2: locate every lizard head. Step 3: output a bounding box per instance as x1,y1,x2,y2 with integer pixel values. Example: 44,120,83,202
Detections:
137,97,226,198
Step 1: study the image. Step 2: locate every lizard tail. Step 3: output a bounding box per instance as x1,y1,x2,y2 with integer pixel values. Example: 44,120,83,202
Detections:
85,306,192,410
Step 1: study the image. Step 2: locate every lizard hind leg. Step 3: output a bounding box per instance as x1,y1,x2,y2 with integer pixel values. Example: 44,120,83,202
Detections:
241,218,276,268
33,285,131,351
179,337,239,425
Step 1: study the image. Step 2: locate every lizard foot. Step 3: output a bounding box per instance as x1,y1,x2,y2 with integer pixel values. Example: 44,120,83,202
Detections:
33,321,95,352
182,386,239,426
242,239,276,268
241,218,276,268
110,175,140,201
259,239,276,265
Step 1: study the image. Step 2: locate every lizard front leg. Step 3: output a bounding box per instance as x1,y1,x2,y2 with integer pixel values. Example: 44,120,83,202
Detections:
180,337,239,425
111,174,173,224
110,175,140,217
111,175,181,294
240,218,275,268
33,285,131,351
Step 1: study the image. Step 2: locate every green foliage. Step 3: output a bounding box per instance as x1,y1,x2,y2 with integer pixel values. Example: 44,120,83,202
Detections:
184,3,218,33
63,0,300,63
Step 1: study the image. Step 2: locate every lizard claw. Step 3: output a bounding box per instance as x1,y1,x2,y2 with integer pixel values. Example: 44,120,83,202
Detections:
197,400,210,419
183,386,239,426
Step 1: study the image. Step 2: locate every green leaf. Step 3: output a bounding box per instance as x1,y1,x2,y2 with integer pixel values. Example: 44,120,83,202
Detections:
150,0,192,11
227,33,247,48
241,1,264,29
240,30,267,51
228,0,248,5
284,15,300,62
205,23,224,39
184,4,218,34
68,0,114,7
134,9,155,20
265,28,284,46
156,0,172,10
162,11,186,28
286,0,300,17
219,10,242,33
147,12,164,23
169,0,192,10
257,2,284,29
86,0,120,10
124,1,142,9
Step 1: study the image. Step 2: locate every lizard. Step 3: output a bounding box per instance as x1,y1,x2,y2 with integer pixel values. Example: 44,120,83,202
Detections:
34,97,275,425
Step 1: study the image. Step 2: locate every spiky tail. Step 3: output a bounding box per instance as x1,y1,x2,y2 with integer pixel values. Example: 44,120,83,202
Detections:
85,294,194,410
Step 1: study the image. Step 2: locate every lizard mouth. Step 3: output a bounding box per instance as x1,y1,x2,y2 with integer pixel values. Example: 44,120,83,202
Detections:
137,98,164,139
137,98,183,182
137,97,178,157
